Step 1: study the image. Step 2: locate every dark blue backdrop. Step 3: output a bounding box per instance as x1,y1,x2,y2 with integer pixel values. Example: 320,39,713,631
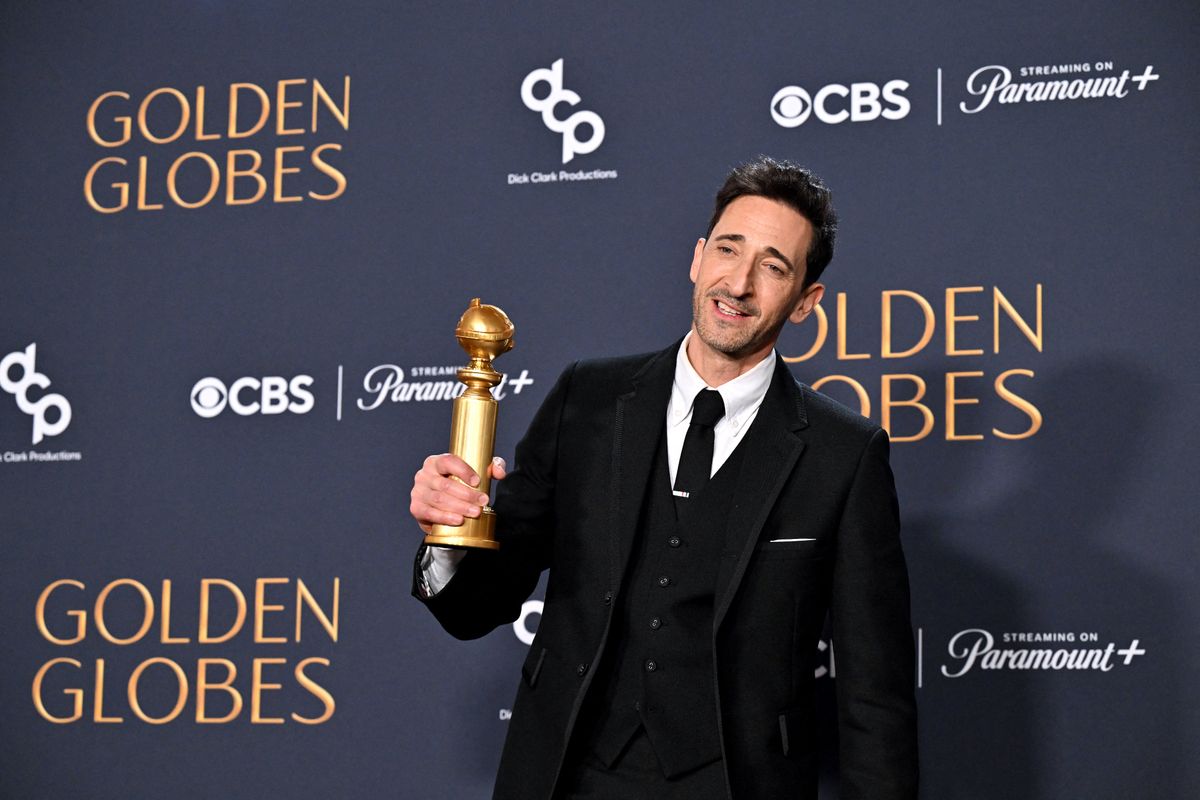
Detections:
2,2,1197,798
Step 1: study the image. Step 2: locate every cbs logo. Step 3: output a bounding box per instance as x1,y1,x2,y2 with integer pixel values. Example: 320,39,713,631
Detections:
521,58,605,164
191,375,314,418
771,80,910,127
512,599,542,646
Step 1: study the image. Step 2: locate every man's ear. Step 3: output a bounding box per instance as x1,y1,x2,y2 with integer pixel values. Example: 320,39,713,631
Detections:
789,282,825,324
689,238,705,283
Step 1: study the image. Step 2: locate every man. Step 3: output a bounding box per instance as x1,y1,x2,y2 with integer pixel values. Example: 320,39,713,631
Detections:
410,156,917,799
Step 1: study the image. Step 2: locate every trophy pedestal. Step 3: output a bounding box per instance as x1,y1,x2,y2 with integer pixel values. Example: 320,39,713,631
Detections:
427,508,499,550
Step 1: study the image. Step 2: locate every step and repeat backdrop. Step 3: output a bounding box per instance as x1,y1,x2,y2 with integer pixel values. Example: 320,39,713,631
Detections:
2,2,1197,798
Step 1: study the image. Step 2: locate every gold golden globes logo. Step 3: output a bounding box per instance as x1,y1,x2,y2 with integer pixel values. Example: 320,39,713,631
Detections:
782,284,1043,442
32,577,339,725
84,76,349,213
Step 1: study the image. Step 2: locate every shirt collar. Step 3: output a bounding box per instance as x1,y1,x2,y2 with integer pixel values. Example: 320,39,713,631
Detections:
669,331,776,429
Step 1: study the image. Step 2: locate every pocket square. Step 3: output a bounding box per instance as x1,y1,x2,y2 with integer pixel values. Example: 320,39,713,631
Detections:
768,537,816,543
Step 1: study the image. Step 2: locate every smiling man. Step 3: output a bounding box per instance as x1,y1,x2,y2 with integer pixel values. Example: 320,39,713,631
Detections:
689,192,823,383
410,156,918,799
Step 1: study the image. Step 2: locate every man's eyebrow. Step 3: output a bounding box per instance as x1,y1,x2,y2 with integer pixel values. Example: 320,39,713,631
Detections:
714,234,796,273
764,246,795,273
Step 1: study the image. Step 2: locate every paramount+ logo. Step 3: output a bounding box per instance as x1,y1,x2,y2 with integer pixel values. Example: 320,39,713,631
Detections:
191,375,314,419
771,79,910,127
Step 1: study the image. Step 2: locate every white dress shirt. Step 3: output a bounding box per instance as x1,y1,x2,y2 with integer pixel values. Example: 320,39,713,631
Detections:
665,331,775,485
420,333,777,594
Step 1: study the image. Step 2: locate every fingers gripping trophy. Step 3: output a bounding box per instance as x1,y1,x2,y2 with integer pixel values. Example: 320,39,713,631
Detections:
423,298,514,550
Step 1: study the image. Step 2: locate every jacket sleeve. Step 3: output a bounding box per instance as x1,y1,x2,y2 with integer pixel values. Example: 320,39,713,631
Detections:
829,426,919,798
410,361,575,640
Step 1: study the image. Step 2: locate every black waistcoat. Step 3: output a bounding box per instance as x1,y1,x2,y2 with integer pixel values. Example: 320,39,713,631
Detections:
576,426,745,779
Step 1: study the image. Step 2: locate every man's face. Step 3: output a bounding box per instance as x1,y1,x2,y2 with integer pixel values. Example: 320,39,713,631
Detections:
689,195,825,364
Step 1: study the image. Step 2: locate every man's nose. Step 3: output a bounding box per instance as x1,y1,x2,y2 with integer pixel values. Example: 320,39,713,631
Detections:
722,257,755,296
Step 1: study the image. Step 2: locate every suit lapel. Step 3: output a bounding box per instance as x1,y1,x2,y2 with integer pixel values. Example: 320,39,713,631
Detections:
609,343,677,589
713,356,809,632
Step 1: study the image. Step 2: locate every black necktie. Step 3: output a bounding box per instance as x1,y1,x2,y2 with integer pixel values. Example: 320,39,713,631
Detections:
673,389,725,498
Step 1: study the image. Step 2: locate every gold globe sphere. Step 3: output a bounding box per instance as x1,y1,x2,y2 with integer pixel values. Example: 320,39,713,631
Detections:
455,298,515,361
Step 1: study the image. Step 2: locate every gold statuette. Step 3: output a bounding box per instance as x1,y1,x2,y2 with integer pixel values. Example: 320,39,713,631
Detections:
425,298,514,550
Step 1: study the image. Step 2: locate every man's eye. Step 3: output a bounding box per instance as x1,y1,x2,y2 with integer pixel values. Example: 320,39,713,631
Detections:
716,245,734,254
765,263,784,275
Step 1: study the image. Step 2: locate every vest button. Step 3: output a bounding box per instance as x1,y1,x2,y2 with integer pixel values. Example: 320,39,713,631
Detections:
668,536,681,548
634,700,641,711
657,576,671,587
602,590,612,605
649,617,662,630
645,660,658,672
576,662,588,676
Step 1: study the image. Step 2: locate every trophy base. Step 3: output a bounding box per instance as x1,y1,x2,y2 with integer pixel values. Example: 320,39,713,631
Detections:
425,508,500,550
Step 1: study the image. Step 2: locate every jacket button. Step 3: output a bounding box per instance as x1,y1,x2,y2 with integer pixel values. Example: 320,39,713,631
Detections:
649,617,662,630
576,663,588,676
602,590,612,605
658,576,670,587
644,660,658,672
668,536,681,548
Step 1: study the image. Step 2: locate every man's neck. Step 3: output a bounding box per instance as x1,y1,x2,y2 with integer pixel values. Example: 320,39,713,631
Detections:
685,328,774,387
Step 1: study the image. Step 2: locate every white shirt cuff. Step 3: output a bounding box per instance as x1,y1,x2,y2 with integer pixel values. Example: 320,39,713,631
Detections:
420,545,467,595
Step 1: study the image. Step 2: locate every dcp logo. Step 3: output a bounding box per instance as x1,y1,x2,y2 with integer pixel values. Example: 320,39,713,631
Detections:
771,80,910,127
521,58,605,164
0,343,72,445
191,375,315,418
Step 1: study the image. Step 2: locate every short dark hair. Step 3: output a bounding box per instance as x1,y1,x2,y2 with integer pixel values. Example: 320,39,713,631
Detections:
705,156,838,287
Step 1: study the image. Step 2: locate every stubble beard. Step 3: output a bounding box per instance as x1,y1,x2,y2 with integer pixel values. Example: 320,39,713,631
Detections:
691,287,772,360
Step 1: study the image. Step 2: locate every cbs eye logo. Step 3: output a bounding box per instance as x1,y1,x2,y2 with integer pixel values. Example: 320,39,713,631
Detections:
771,86,815,127
191,375,314,418
771,80,910,127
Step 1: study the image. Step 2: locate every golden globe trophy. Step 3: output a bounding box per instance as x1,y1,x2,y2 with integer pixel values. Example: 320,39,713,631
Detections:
424,298,514,550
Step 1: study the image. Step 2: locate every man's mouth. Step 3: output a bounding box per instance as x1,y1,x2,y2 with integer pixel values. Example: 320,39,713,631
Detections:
713,298,751,318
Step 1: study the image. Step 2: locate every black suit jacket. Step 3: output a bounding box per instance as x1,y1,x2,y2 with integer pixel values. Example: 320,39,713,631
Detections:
416,342,918,799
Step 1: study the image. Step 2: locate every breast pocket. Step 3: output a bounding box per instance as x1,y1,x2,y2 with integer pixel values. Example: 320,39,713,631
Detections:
754,539,828,560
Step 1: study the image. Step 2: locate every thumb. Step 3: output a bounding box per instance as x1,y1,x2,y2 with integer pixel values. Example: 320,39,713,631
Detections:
490,456,507,480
